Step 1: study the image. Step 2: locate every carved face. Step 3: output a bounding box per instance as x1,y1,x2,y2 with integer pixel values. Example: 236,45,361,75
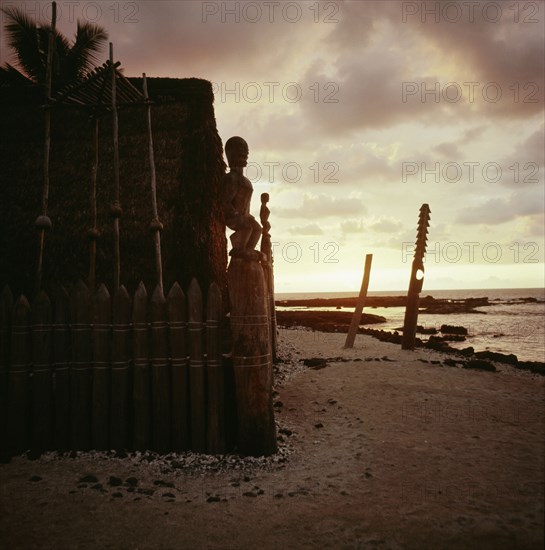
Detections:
225,136,249,168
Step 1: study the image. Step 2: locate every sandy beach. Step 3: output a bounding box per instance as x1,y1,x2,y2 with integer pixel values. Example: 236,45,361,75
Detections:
1,328,543,549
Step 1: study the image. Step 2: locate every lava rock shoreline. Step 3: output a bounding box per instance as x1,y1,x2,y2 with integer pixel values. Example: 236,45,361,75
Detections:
276,295,541,314
276,310,545,376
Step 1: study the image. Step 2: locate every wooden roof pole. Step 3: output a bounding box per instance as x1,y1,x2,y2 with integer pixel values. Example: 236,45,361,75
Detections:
143,73,163,292
35,0,57,293
110,42,122,290
87,116,100,292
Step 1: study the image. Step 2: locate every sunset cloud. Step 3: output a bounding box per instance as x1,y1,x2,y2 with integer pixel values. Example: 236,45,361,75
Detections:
1,0,542,291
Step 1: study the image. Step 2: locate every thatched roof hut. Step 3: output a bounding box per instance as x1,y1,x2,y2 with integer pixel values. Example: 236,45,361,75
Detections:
0,77,227,297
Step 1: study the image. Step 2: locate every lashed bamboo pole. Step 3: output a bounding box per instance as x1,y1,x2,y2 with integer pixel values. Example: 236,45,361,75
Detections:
344,254,373,349
110,43,122,290
88,117,100,292
35,1,57,293
142,73,163,291
55,61,121,104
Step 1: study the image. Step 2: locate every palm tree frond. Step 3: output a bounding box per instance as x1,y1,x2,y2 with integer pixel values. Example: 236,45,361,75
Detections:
1,8,108,89
1,6,44,83
66,21,108,80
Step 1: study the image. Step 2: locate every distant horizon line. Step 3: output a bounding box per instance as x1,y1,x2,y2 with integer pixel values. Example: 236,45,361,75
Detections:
276,287,544,296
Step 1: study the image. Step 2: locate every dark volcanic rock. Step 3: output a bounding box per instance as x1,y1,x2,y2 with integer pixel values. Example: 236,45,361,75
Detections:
475,351,518,365
441,324,468,335
417,325,438,335
425,338,449,351
276,310,386,332
440,334,466,342
362,328,403,345
154,479,175,488
79,475,99,484
516,361,545,376
303,358,328,369
463,360,497,372
423,298,489,314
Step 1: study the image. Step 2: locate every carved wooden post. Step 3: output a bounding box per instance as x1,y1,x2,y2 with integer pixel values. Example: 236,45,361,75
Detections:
8,296,31,452
206,282,224,454
228,258,276,456
53,287,70,451
70,280,92,450
0,286,13,451
260,193,277,363
168,283,189,452
150,285,170,453
133,282,150,451
402,204,431,350
31,290,53,452
110,286,131,449
187,279,205,453
92,284,111,451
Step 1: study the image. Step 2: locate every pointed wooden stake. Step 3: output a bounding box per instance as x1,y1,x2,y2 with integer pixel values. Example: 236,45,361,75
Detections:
344,254,373,349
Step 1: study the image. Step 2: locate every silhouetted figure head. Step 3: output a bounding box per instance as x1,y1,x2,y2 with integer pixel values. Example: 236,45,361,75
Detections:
225,136,249,168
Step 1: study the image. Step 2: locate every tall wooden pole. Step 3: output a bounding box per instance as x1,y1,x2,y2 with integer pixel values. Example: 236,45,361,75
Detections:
87,116,100,292
143,73,163,291
402,204,431,350
110,43,122,290
35,1,57,293
344,254,373,349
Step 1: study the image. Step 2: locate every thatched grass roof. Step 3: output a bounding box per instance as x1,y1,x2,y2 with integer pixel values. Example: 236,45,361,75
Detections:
0,77,227,297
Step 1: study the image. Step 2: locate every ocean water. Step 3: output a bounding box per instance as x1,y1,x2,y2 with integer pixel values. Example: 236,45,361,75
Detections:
276,288,545,363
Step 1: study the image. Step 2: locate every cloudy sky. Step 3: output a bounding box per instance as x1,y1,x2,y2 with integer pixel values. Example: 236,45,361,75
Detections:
1,0,543,292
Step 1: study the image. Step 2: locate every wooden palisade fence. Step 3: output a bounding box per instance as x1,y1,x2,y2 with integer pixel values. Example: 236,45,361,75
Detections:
0,279,230,455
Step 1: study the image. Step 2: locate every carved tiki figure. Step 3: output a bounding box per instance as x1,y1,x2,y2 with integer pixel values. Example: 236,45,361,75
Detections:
223,136,263,260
